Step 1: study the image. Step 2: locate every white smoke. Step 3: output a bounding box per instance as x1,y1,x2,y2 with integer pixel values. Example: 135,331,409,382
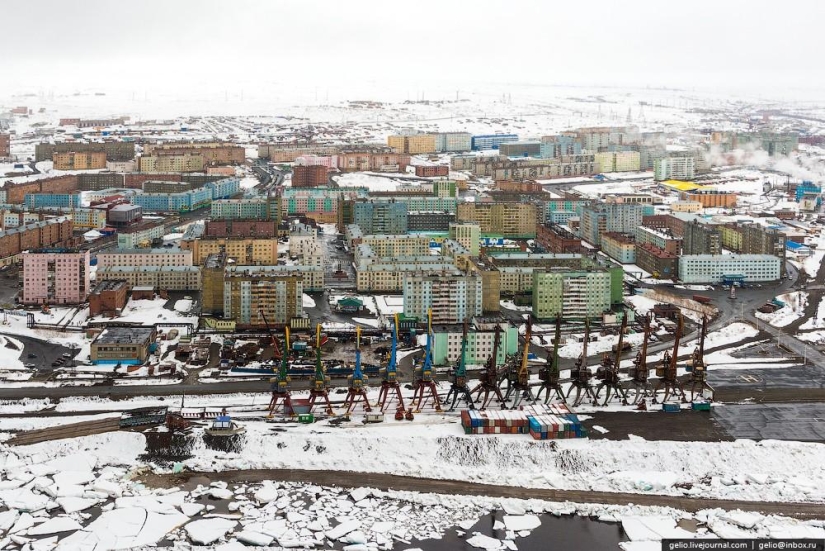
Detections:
704,141,825,183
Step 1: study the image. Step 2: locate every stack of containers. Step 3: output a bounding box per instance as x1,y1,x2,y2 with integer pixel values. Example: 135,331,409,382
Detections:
460,403,587,439
460,409,530,434
527,403,586,440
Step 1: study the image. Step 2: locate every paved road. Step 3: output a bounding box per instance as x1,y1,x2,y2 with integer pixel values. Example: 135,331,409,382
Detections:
140,468,825,519
714,403,825,441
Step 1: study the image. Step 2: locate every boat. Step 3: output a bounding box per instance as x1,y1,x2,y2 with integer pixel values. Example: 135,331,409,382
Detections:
203,411,247,452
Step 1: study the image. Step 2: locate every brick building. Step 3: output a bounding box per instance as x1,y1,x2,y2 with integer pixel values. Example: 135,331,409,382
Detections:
636,243,678,279
204,220,279,238
34,142,135,162
536,223,582,253
292,165,329,187
0,133,9,158
414,165,449,178
88,280,129,317
143,142,244,165
53,151,107,170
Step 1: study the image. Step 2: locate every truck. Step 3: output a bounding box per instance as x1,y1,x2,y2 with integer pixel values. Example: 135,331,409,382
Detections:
692,295,712,304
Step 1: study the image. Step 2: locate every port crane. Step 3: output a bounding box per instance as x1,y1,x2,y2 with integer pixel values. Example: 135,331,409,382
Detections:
593,314,630,406
343,326,372,414
504,317,536,408
267,326,294,416
627,314,653,405
375,313,406,414
534,318,565,404
687,315,713,402
566,319,597,407
260,310,282,359
443,319,474,411
307,324,334,415
410,309,442,413
652,314,686,404
469,325,507,410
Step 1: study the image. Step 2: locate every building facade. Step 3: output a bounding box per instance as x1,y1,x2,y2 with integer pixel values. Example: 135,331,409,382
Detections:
403,271,483,324
678,254,781,283
95,265,202,290
53,151,107,170
532,268,620,321
22,250,91,305
353,201,408,234
636,243,678,279
96,248,193,268
600,232,636,263
292,165,329,187
138,154,205,173
456,202,537,238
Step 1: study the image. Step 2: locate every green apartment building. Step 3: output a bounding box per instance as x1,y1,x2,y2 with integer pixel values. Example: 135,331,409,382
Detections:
532,267,623,321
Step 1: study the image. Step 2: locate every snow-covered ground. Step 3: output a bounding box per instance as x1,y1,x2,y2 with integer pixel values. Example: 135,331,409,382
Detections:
755,291,807,328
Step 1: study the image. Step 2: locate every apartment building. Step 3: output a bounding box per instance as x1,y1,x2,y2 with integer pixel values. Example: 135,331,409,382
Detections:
600,232,636,264
408,211,456,232
204,219,279,238
337,152,411,172
654,155,695,181
456,202,537,238
536,223,582,254
448,222,481,257
498,141,542,157
353,201,408,234
257,144,340,163
283,187,364,223
432,323,517,365
636,243,678,279
21,250,91,305
0,217,74,262
96,248,193,268
35,142,135,162
138,154,205,173
388,133,437,155
488,156,597,180
471,134,519,151
683,219,721,255
678,254,781,284
53,151,107,170
635,225,681,255
402,270,483,324
222,263,322,294
211,198,279,221
95,265,202,291
594,151,641,173
0,133,10,158
356,261,455,292
579,203,647,246
131,186,211,213
292,165,329,187
117,224,166,249
532,268,623,321
435,132,472,153
414,165,449,178
496,266,536,294
143,142,244,165
222,271,303,326
295,155,339,168
25,194,81,209
181,236,279,265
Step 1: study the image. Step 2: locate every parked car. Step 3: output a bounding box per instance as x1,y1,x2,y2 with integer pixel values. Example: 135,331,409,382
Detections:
61,352,72,358
27,353,37,358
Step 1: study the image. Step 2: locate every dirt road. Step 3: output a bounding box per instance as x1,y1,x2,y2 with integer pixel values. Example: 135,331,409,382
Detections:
141,468,825,520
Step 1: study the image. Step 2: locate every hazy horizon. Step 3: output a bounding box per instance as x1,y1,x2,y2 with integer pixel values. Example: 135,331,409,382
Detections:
2,0,823,103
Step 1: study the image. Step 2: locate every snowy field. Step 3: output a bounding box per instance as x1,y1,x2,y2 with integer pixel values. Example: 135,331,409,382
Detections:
755,291,807,328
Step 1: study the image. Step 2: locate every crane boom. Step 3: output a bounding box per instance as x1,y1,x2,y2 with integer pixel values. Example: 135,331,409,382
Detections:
613,313,627,367
354,326,363,380
518,317,531,384
260,310,281,359
457,318,468,378
550,317,561,376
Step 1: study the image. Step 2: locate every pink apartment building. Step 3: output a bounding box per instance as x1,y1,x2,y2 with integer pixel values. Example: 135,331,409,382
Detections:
22,250,91,305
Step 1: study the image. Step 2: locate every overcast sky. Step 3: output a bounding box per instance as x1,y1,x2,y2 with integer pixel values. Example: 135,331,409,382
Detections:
2,0,822,97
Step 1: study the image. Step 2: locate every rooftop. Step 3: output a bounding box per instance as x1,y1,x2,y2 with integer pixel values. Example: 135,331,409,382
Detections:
93,326,155,345
91,279,129,293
